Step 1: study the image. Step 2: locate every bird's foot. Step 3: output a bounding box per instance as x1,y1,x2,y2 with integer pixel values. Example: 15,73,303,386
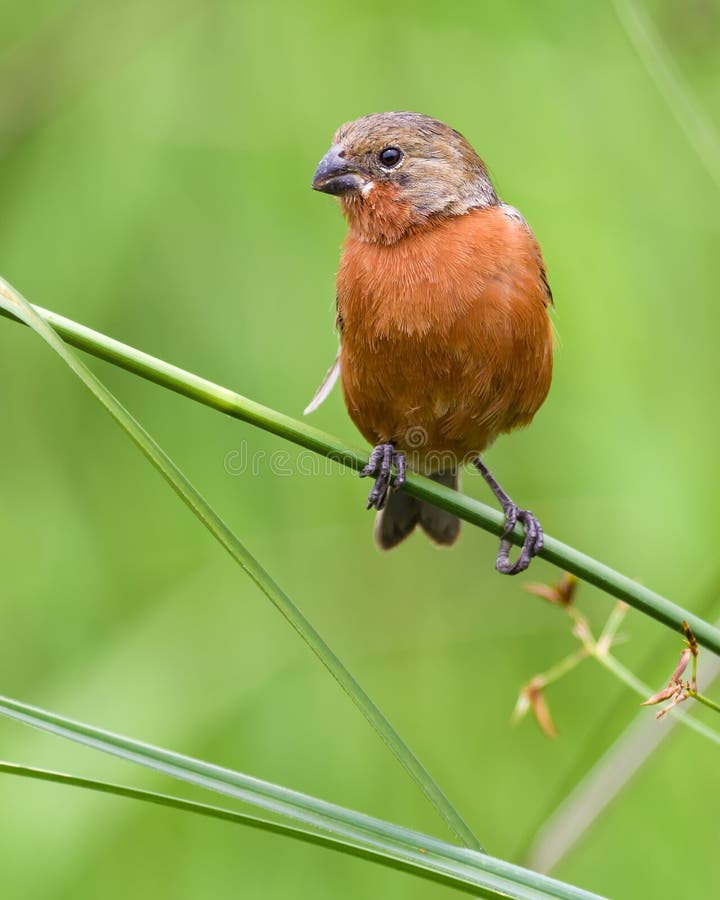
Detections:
473,457,544,575
495,503,544,575
360,443,406,511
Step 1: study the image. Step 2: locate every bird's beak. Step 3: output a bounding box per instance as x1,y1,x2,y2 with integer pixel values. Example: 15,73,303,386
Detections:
312,146,365,196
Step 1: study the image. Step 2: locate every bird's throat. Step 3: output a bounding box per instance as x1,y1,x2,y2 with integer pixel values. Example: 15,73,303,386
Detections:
340,183,427,244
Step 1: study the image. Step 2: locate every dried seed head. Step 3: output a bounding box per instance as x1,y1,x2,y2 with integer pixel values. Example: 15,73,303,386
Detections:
514,678,558,738
671,648,692,683
641,684,681,707
682,621,699,657
525,572,578,608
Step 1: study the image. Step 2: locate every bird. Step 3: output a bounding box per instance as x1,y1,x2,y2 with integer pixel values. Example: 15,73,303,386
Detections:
308,111,554,575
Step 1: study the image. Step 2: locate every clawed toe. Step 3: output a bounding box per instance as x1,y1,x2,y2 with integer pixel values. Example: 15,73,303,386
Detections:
361,443,406,511
496,505,543,575
473,458,544,575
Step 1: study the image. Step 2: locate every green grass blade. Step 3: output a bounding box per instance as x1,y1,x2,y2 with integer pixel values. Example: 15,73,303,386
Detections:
0,761,401,860
0,762,483,898
612,0,720,193
0,699,609,900
0,276,480,850
1,289,718,655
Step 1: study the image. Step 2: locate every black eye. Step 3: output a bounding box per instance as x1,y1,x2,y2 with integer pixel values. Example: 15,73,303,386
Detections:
378,146,403,168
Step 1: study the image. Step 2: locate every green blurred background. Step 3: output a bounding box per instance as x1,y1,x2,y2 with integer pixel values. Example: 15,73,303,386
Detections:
1,1,719,897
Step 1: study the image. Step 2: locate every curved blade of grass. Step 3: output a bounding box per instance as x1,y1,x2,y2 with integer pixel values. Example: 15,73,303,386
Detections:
612,0,720,193
0,762,482,898
0,698,609,900
0,278,480,850
0,761,384,857
1,290,718,655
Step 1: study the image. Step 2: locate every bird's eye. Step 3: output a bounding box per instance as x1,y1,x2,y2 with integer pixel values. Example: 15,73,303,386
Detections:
378,146,403,168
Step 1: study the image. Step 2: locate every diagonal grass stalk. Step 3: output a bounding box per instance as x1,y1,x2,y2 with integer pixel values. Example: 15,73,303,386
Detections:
612,0,720,193
2,283,719,655
0,762,487,898
0,277,480,850
0,700,609,900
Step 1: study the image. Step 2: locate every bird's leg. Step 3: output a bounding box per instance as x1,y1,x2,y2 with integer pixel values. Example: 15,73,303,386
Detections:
361,443,406,511
473,458,543,575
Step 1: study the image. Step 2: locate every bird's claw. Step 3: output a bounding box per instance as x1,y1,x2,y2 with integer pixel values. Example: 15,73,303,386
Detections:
495,504,544,575
360,443,406,511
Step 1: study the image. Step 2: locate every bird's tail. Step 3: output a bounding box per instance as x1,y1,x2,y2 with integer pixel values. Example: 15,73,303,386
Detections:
375,470,460,550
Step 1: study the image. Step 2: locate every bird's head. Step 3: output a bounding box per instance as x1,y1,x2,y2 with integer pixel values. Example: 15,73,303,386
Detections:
312,111,498,244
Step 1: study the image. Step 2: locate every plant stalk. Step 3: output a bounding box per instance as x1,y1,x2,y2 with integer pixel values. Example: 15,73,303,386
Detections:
2,298,720,656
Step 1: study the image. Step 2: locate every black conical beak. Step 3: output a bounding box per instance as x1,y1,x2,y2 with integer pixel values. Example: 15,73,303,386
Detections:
312,146,364,196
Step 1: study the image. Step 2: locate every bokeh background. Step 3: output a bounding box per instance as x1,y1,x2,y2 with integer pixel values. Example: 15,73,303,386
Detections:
1,1,719,897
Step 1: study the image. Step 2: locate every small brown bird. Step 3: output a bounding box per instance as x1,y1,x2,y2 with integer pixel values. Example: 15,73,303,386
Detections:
309,112,553,574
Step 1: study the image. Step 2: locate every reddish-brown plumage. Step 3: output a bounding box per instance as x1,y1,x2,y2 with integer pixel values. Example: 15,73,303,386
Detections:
338,203,553,471
311,111,554,562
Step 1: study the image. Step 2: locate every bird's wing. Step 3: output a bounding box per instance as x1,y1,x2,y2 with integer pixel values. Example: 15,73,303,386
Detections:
303,350,341,415
501,203,554,308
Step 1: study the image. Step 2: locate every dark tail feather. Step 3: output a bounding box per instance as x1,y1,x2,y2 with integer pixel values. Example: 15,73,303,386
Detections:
419,470,461,546
375,470,460,550
375,487,420,550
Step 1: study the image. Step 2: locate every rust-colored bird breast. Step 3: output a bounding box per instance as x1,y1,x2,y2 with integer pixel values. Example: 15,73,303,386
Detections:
337,204,553,472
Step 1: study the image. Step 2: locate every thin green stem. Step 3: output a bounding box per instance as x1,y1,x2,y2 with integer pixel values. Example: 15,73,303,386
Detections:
10,280,717,743
537,649,589,689
2,296,717,655
687,691,720,715
596,652,653,697
596,601,628,653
